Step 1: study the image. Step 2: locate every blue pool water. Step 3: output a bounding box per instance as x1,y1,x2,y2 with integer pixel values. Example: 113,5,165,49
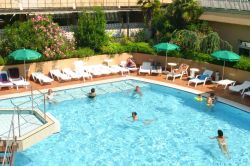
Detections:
1,80,250,165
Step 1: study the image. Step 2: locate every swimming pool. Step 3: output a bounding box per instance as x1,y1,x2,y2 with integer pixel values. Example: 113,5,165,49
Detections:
1,79,250,165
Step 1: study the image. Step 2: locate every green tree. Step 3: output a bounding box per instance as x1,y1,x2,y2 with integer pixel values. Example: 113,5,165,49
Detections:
75,8,108,51
200,32,220,54
171,29,200,51
1,16,74,59
137,0,161,30
152,0,203,40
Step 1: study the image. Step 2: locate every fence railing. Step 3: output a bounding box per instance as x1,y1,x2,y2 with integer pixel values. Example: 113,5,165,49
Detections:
0,0,171,10
198,0,250,11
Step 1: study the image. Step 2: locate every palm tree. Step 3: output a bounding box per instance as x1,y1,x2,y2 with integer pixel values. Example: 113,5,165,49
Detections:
137,0,160,30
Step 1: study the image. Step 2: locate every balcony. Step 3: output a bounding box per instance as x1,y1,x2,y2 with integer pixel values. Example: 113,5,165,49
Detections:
0,0,172,12
198,0,250,11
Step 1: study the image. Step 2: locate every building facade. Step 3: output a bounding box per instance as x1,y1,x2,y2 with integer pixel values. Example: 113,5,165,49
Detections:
198,0,250,56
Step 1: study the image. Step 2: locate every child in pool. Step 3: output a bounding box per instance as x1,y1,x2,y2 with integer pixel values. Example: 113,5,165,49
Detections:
88,88,96,98
132,112,138,121
210,129,230,159
133,86,142,96
207,93,217,107
195,94,203,102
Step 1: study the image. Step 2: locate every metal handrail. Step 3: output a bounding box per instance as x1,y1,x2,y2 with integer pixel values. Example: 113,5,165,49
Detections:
1,110,15,166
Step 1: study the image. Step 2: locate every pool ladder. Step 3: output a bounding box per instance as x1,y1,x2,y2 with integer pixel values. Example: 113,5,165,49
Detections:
1,87,47,166
0,137,18,166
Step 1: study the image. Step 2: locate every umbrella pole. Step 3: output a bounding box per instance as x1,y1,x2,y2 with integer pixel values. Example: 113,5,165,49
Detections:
222,60,225,80
165,51,168,71
24,60,26,81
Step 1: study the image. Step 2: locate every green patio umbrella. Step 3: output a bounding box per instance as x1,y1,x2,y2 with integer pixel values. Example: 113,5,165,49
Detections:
9,49,42,81
211,50,240,79
153,43,180,71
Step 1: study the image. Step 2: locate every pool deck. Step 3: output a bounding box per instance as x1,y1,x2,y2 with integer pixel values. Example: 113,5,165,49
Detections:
0,73,249,109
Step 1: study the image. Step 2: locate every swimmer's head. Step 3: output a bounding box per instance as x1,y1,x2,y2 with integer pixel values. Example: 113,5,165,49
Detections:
135,86,140,91
198,94,201,97
210,93,215,97
218,130,223,137
91,88,95,93
132,112,137,117
48,89,53,94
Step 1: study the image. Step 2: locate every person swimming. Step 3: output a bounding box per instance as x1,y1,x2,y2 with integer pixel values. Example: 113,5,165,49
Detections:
207,93,217,107
132,112,138,121
46,89,56,103
133,86,142,96
210,129,230,159
88,88,96,98
195,94,203,102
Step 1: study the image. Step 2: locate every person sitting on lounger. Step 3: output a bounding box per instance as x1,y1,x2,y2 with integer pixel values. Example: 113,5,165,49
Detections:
126,58,136,68
210,129,230,159
88,88,96,98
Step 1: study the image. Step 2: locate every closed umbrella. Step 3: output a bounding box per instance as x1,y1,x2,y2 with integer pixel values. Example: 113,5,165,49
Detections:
211,50,240,79
153,43,180,71
8,49,42,81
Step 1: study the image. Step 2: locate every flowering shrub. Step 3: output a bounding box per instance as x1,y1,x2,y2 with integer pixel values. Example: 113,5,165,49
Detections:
31,15,75,58
1,15,75,59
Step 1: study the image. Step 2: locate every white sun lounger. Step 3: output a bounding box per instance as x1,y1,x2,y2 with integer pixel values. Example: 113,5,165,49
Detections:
139,62,152,75
229,81,250,95
0,71,13,89
7,68,30,90
32,72,54,85
84,65,103,76
62,68,82,80
49,69,71,82
166,64,189,81
110,65,129,76
74,61,93,80
243,91,250,98
151,66,162,75
188,69,213,87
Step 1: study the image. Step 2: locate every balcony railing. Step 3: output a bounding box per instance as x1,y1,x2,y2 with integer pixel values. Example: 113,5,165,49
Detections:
198,0,250,11
0,0,171,10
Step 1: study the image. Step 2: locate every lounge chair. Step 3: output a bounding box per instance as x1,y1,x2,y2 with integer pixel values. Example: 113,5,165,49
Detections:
32,72,54,85
243,91,250,98
110,65,129,76
8,67,30,90
151,66,162,75
49,69,71,82
228,81,250,95
188,69,213,87
61,68,82,80
138,62,152,75
74,60,93,80
84,65,104,76
0,71,13,89
166,64,189,81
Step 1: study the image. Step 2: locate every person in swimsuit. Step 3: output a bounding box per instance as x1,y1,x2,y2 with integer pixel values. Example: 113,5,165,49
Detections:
210,129,230,158
207,93,216,107
132,112,138,121
46,89,57,103
134,86,142,96
88,88,96,98
126,58,136,68
195,94,203,102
